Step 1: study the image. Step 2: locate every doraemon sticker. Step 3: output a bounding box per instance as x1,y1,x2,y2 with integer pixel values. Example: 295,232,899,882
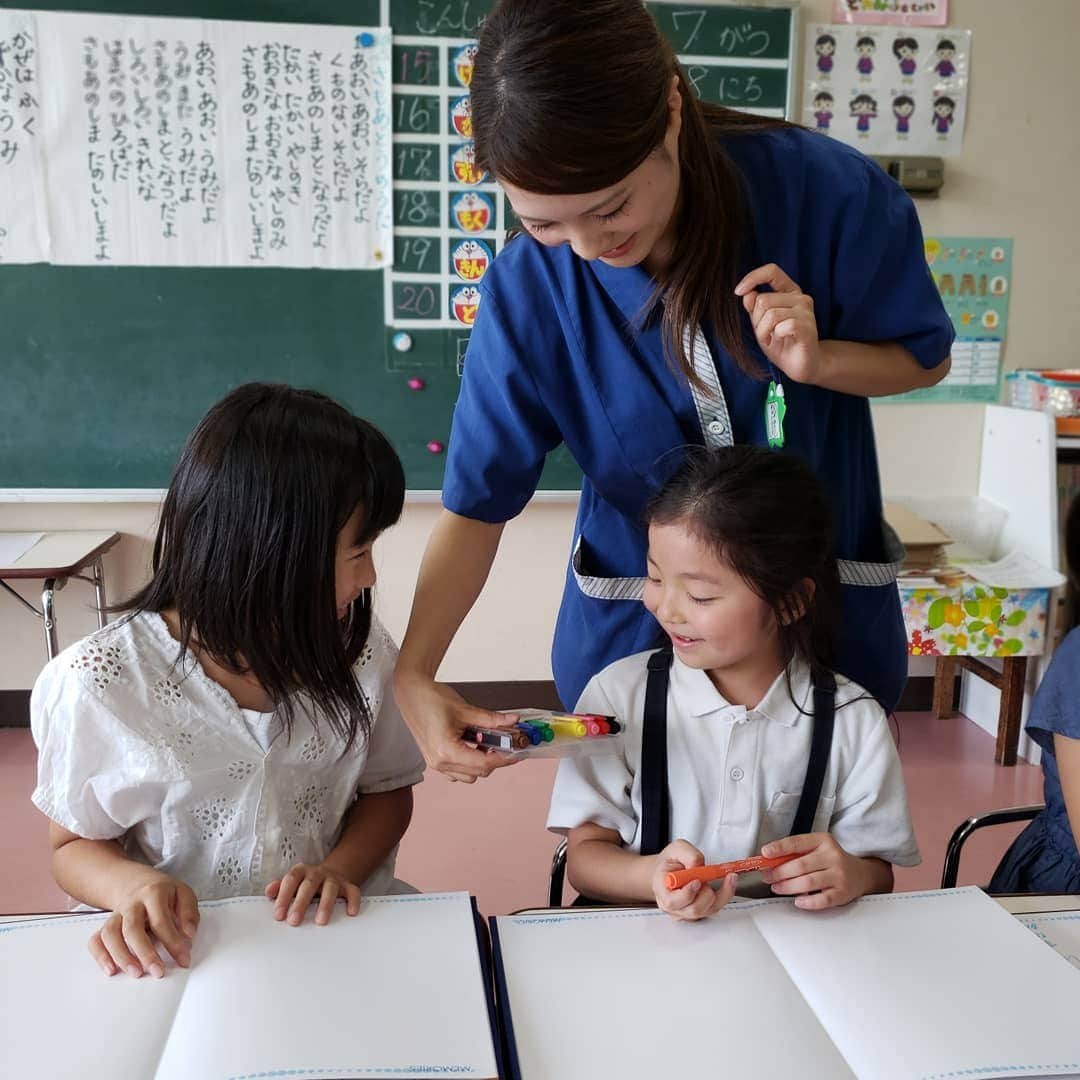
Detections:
450,191,494,234
449,95,473,139
450,284,482,326
451,238,492,282
450,142,489,185
452,43,477,87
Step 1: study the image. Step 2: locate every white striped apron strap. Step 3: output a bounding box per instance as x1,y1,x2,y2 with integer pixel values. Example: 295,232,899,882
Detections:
683,325,734,449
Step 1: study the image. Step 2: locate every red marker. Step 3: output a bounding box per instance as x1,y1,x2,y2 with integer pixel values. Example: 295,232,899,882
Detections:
664,853,799,891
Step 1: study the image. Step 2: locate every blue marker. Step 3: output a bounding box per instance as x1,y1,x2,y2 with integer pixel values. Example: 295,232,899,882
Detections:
357,32,375,47
515,721,543,746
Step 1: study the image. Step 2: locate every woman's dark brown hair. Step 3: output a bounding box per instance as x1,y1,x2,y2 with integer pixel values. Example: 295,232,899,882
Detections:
471,0,792,383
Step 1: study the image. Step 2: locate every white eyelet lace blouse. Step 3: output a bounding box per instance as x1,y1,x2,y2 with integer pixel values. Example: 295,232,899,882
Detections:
31,611,425,902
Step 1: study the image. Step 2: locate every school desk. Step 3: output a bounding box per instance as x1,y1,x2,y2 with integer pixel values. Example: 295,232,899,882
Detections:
0,531,120,660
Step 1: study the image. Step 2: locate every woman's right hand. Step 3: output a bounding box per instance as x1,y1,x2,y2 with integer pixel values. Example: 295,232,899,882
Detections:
393,669,522,783
88,874,199,978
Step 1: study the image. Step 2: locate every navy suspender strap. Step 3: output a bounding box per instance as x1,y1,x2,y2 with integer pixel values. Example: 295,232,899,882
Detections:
788,669,837,837
639,646,674,858
638,657,838,853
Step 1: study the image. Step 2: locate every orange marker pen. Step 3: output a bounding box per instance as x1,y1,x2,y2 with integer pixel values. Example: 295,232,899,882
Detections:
664,853,799,891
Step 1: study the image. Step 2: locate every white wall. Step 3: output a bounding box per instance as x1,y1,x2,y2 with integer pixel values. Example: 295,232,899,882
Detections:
2,0,1078,690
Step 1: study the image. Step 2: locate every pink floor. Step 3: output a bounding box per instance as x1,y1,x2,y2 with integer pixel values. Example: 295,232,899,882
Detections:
0,710,1046,917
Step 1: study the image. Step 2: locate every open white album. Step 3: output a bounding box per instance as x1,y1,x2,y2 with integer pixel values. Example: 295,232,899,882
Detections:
491,887,1080,1080
0,891,499,1080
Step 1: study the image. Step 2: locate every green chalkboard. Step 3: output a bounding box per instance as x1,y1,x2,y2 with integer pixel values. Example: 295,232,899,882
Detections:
1,0,794,491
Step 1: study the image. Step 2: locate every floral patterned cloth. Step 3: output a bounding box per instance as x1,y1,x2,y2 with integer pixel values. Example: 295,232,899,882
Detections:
899,582,1050,658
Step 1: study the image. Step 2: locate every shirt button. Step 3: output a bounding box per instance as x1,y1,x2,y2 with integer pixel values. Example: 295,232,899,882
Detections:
707,419,726,435
730,767,745,781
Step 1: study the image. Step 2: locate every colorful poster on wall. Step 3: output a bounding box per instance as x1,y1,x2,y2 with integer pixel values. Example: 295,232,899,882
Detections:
803,24,970,157
832,0,948,27
885,237,1013,404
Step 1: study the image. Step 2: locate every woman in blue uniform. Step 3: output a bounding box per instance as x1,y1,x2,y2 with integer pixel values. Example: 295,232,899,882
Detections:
394,0,953,781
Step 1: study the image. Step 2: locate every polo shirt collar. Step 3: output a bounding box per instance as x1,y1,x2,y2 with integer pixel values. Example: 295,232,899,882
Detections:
668,653,814,727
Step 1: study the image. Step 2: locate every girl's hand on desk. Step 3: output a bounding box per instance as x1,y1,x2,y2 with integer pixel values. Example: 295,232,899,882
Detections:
89,875,199,979
393,670,520,784
759,833,873,910
266,863,363,927
652,840,738,922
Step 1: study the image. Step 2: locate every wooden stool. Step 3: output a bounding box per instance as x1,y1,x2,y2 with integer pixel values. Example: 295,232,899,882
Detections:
932,655,1028,766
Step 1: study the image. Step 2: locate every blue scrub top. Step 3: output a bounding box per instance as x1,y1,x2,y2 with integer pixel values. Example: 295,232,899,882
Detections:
443,127,954,712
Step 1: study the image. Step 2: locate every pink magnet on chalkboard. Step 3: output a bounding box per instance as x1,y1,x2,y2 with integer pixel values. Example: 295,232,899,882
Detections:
407,377,426,391
426,441,445,454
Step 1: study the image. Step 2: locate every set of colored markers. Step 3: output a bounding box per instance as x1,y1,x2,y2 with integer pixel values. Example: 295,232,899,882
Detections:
464,710,623,760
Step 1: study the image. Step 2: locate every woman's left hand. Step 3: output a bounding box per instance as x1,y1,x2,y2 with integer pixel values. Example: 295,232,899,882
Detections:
736,264,825,384
266,862,363,926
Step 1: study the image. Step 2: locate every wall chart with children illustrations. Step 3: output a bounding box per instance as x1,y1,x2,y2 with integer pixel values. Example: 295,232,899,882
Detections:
803,23,970,156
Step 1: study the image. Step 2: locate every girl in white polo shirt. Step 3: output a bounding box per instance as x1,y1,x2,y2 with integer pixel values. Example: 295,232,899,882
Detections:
547,446,919,920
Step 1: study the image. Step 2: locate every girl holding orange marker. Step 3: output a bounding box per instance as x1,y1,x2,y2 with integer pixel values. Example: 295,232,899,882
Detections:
547,447,919,920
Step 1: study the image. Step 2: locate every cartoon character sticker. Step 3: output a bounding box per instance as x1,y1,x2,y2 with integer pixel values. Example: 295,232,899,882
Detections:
850,93,877,134
933,95,956,135
893,36,919,77
450,142,489,185
815,34,836,75
855,36,875,77
449,95,473,139
892,94,915,135
451,239,492,282
453,43,477,87
934,39,957,78
451,285,482,326
451,191,494,233
813,91,834,132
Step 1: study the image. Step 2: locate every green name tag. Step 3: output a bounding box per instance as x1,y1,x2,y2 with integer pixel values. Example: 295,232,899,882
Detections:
765,380,786,448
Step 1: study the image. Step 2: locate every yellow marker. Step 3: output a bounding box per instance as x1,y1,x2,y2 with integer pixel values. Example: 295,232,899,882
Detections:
549,718,587,738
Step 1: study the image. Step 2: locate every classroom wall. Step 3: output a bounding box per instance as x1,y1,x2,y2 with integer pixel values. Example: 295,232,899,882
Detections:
2,0,1078,691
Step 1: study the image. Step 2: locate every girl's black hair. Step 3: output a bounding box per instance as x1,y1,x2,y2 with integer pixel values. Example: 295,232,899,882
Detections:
121,382,405,749
935,96,956,112
1065,493,1080,633
851,93,877,110
644,445,840,683
856,36,875,48
816,34,836,48
893,36,919,57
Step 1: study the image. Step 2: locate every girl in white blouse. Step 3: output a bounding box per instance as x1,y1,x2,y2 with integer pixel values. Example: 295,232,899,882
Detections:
32,384,425,978
548,446,919,919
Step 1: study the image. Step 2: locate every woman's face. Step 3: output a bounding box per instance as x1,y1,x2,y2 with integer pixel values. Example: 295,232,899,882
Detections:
500,79,683,275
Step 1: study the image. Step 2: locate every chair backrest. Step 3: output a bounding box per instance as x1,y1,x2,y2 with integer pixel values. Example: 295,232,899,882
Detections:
940,805,1043,889
549,838,568,907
